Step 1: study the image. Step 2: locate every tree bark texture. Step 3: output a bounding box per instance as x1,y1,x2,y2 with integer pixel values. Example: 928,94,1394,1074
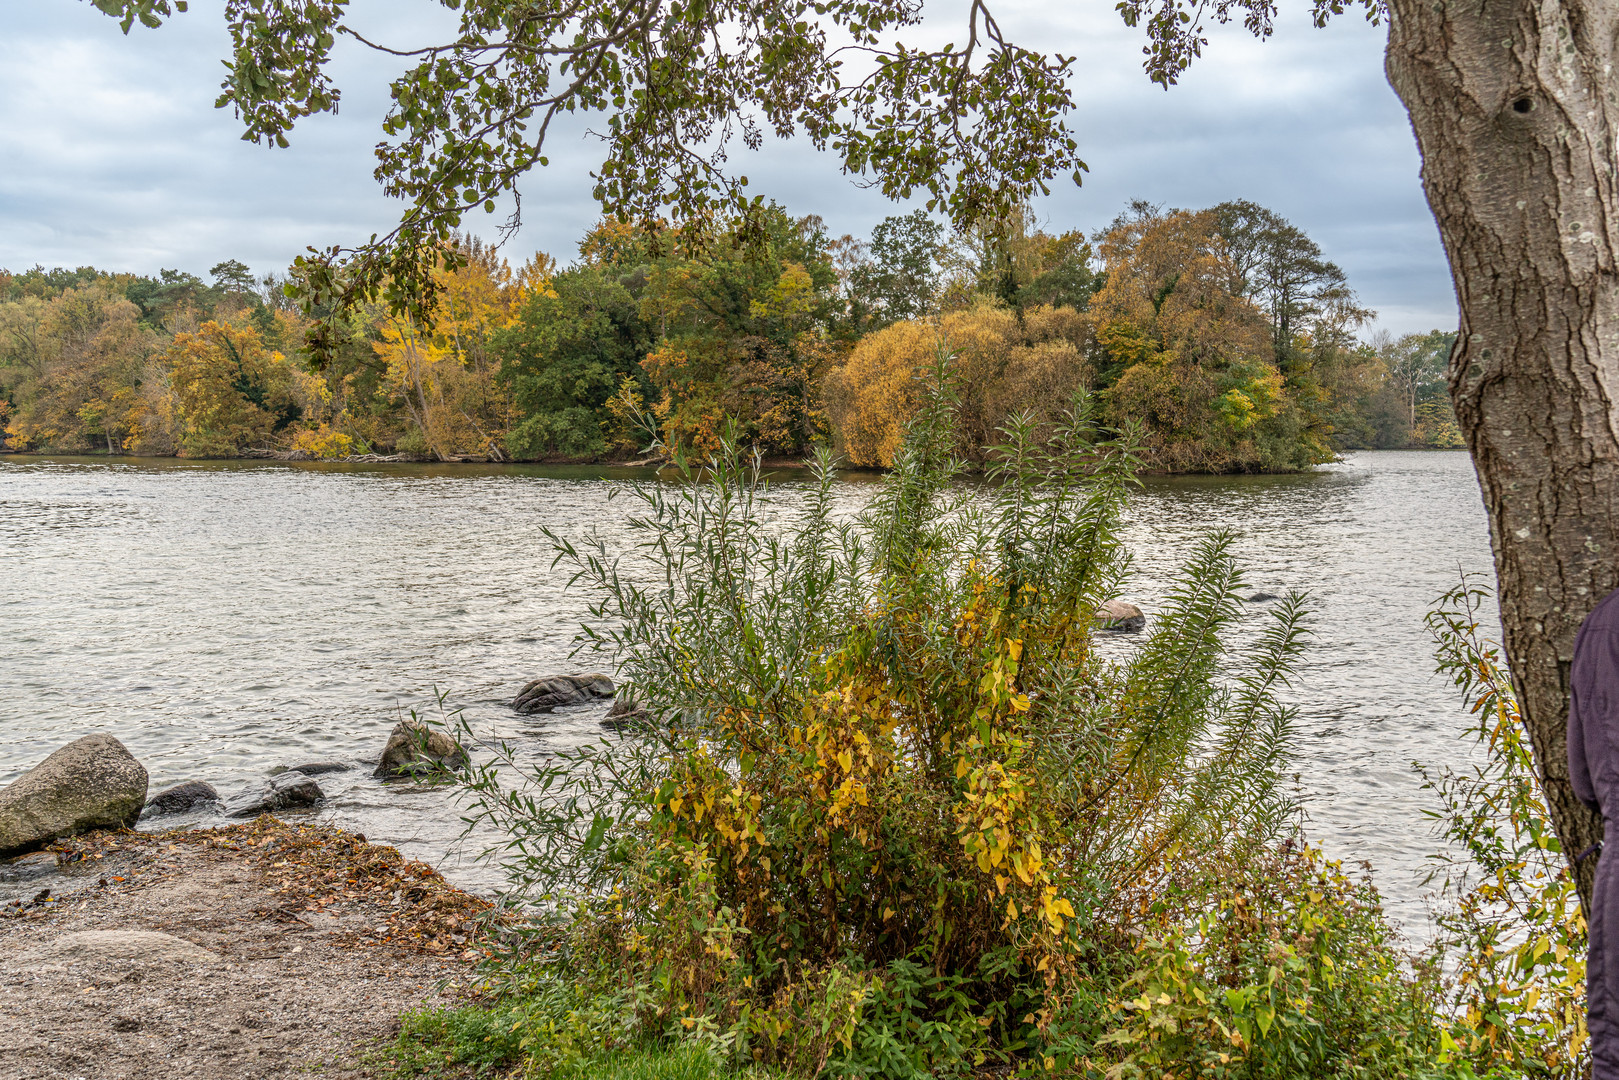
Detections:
1386,0,1618,909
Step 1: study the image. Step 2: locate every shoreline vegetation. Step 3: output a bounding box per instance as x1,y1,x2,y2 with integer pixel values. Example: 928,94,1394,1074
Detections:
413,402,1575,1079
2,200,1461,476
3,342,1569,1079
0,395,1586,1076
0,443,1471,474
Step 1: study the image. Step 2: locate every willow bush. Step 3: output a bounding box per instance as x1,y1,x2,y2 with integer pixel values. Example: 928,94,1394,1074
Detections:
1422,580,1589,1079
455,354,1459,1078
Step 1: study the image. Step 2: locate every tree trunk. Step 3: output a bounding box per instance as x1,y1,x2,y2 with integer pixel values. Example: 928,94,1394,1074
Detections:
1386,0,1619,910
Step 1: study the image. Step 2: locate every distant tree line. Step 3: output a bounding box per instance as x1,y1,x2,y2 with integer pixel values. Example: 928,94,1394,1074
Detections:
0,200,1458,469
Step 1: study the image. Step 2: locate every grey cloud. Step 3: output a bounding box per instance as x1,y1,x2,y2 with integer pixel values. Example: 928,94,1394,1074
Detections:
0,1,1452,335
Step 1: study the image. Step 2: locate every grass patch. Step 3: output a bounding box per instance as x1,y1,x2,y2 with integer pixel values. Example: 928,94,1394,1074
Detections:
383,1003,524,1078
381,1002,784,1080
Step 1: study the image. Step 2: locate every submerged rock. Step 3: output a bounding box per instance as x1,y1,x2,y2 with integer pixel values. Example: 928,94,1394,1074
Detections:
269,761,353,777
0,734,148,857
1247,592,1279,603
373,719,469,780
143,780,220,817
221,772,324,818
601,696,649,731
512,673,615,715
1096,599,1146,633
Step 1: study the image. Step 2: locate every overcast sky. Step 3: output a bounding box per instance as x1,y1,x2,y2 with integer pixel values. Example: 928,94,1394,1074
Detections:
1,1,1455,336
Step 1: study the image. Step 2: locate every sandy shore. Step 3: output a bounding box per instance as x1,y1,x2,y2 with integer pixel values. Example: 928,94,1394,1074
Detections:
0,818,498,1080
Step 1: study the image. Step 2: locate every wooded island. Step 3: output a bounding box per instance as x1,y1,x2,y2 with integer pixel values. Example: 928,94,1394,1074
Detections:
1,200,1457,471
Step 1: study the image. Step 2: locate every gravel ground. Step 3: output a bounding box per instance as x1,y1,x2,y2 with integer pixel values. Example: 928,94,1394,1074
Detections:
0,821,488,1080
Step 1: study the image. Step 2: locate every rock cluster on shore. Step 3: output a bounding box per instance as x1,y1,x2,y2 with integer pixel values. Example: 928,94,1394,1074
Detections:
1,675,634,857
0,731,429,856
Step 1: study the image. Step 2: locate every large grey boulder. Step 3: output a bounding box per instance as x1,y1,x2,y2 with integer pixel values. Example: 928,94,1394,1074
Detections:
221,772,324,818
0,734,148,857
1096,599,1147,632
512,673,615,714
373,719,469,779
142,780,220,817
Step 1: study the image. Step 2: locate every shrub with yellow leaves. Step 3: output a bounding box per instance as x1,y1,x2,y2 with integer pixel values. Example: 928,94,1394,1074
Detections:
291,422,354,459
822,305,1091,468
458,349,1329,1078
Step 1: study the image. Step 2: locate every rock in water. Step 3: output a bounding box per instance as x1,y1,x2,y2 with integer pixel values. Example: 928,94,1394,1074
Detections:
373,719,470,779
142,780,220,817
511,673,615,714
1096,599,1146,632
269,761,352,777
607,696,646,719
602,696,649,731
0,733,148,857
288,760,352,775
221,772,324,818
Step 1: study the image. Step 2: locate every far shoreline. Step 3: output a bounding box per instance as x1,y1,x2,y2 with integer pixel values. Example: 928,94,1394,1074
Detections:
0,447,1469,480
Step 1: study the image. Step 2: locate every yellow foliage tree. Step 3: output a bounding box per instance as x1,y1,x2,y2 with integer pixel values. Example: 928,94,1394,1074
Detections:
822,320,932,467
166,320,296,458
823,304,1092,467
373,240,517,460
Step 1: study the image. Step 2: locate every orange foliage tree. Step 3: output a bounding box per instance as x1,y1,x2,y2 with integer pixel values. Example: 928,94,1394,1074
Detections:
1089,208,1326,472
1,283,159,454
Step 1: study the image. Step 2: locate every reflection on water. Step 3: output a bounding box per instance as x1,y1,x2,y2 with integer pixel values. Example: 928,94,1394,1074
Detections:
0,451,1491,932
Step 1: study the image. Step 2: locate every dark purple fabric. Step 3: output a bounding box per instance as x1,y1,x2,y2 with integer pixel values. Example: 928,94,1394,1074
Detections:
1569,588,1619,1079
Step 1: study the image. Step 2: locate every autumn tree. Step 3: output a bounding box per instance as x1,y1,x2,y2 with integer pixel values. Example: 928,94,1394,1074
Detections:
1087,205,1328,471
374,239,518,460
1014,228,1098,311
576,207,841,456
166,319,299,457
0,282,160,454
824,303,1091,466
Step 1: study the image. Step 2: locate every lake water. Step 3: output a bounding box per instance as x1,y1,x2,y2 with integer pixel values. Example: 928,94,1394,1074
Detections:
0,451,1494,933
